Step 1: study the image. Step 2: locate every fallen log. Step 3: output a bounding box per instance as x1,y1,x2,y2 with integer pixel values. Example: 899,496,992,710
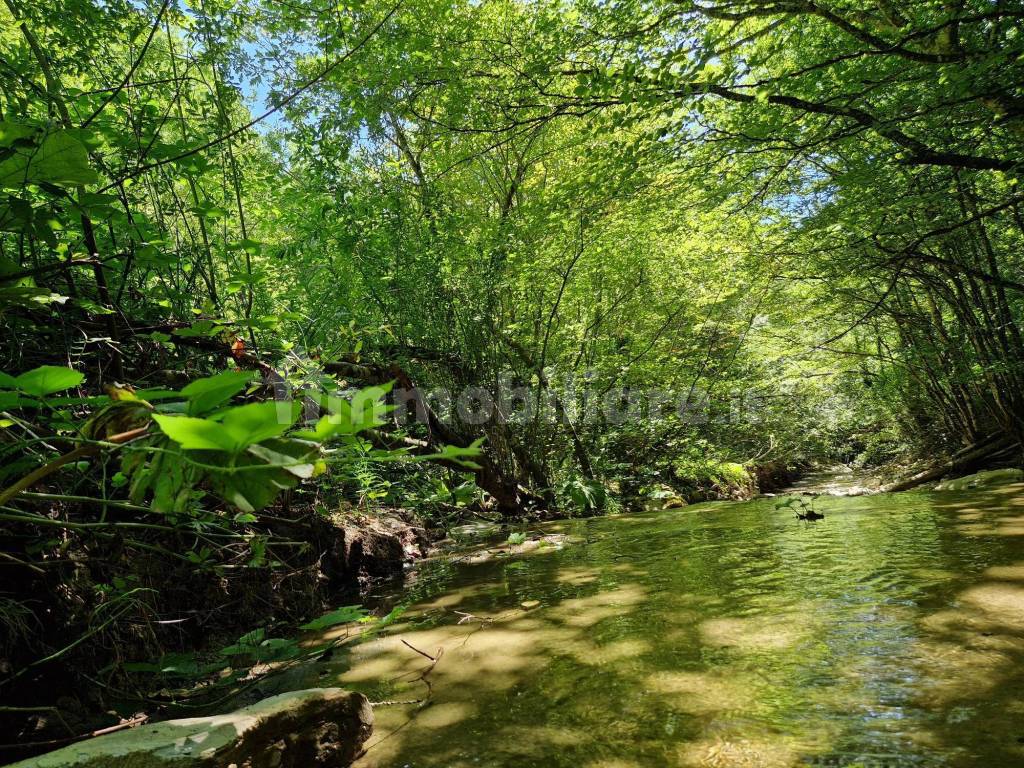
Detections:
882,434,1020,493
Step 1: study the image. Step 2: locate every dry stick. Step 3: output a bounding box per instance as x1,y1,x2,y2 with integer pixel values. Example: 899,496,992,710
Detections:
371,640,445,710
88,714,149,738
410,646,443,701
0,714,150,753
454,610,494,625
364,608,515,752
370,699,425,707
400,639,437,662
0,712,149,753
0,551,45,574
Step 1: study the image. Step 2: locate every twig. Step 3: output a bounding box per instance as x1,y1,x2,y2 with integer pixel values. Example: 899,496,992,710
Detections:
400,639,436,661
454,610,494,625
395,640,444,704
0,713,147,752
88,714,148,737
98,2,401,192
370,699,423,707
0,426,149,506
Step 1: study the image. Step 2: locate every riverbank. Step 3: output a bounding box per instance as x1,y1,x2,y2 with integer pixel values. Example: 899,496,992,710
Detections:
0,505,435,764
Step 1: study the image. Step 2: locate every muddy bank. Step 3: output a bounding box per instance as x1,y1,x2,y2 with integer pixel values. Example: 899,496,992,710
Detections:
0,505,432,764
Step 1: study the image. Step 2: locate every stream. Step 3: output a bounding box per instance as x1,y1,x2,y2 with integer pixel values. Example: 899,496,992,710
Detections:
316,478,1024,767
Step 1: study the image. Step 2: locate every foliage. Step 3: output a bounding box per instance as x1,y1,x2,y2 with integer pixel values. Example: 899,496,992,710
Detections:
1,0,1022,746
123,604,370,700
559,477,608,515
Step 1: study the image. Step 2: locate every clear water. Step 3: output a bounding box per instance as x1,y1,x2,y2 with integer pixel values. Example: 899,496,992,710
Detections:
325,482,1024,767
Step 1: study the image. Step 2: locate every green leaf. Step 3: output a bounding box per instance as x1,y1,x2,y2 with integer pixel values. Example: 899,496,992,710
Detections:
298,382,394,441
300,605,368,631
181,370,258,415
212,466,295,512
253,637,300,661
221,628,266,656
226,238,263,254
0,122,98,188
0,392,25,409
0,285,70,308
154,401,299,453
133,388,181,401
218,401,299,447
190,202,228,219
419,437,486,469
172,319,221,338
246,441,317,478
11,365,84,396
152,414,238,451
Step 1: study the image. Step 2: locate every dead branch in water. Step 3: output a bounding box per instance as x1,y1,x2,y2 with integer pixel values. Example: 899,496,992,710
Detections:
401,639,438,661
372,639,445,711
455,610,494,625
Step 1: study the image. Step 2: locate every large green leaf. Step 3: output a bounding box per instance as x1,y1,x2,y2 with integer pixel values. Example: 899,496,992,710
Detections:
0,392,25,409
218,401,299,446
180,370,258,415
124,444,202,514
154,401,299,453
247,439,317,478
151,414,238,452
210,436,317,511
0,122,98,189
9,365,84,396
212,466,297,512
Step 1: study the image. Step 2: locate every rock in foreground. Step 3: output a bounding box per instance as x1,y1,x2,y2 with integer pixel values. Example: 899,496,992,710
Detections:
12,688,372,768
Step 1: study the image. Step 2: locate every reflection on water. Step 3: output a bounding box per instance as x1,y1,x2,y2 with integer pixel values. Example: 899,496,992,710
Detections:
327,481,1024,767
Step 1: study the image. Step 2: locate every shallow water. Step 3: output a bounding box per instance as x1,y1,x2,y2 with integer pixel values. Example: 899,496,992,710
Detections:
329,482,1024,767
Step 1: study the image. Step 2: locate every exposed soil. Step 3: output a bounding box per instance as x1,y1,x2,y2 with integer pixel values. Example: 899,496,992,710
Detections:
0,504,434,764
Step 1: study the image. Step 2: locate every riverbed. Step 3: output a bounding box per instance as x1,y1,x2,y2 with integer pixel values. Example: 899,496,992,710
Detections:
321,479,1024,767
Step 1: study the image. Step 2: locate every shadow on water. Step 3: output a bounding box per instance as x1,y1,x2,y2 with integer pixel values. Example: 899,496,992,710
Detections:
306,481,1024,767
